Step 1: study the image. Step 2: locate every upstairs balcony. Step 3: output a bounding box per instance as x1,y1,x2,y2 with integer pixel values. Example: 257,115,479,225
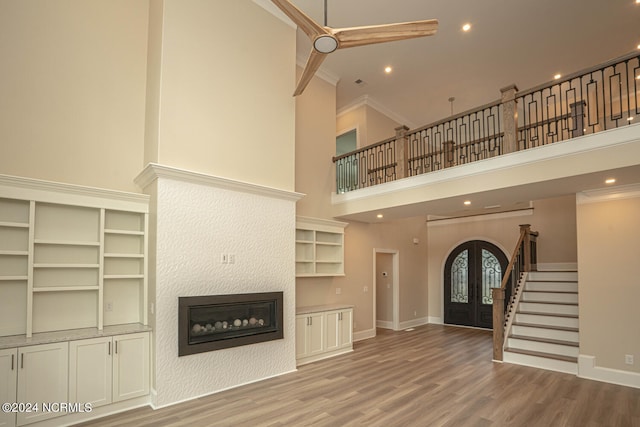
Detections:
332,52,640,222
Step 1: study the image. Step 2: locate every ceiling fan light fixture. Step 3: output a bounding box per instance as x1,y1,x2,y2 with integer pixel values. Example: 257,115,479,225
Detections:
314,35,339,53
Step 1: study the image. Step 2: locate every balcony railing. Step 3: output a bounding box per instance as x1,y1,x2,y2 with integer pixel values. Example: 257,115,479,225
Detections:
333,51,640,194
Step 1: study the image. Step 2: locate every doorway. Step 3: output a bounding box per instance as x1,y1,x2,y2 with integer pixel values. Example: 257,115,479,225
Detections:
374,249,399,331
443,240,508,329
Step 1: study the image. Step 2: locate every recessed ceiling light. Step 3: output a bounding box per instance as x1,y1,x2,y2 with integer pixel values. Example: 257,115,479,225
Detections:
463,200,471,206
377,214,384,218
384,66,392,74
605,178,616,184
554,73,562,80
462,23,471,32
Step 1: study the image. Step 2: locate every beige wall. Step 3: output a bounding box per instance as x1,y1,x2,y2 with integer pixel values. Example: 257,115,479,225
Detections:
149,1,295,191
577,195,640,373
427,195,577,320
336,104,400,147
0,0,149,192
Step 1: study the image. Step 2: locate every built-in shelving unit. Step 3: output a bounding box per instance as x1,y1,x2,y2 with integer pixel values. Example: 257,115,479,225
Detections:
296,216,348,277
0,174,149,338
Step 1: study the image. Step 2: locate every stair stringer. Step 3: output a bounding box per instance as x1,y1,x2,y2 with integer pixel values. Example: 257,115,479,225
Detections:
502,271,528,351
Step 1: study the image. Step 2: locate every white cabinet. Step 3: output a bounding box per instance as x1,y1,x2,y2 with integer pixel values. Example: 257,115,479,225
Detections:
69,332,150,408
69,337,112,408
295,313,325,360
0,176,149,338
296,306,353,365
296,217,348,277
0,348,17,427
325,308,353,353
16,342,68,426
112,332,150,402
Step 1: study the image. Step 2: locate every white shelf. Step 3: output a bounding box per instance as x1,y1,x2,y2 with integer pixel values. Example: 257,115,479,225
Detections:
33,286,100,292
104,229,144,236
0,250,28,256
0,176,149,338
295,216,347,277
0,221,29,228
104,253,144,258
104,274,144,280
0,275,28,281
34,239,100,246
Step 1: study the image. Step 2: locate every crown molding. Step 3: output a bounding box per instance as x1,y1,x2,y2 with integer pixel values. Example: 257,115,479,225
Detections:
577,183,640,204
135,163,304,202
337,95,417,130
0,174,149,212
296,55,340,87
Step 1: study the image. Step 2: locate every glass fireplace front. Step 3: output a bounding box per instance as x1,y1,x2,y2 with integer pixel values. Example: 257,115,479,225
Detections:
178,292,283,356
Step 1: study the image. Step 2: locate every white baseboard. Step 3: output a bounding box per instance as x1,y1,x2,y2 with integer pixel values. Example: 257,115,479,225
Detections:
537,262,577,271
354,328,376,342
578,355,640,389
428,316,443,325
399,317,429,330
376,320,394,329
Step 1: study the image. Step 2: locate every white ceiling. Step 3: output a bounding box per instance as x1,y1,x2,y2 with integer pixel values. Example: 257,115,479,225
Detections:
290,0,640,129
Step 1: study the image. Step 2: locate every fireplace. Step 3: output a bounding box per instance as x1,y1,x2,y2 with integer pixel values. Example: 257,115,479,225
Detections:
178,292,283,356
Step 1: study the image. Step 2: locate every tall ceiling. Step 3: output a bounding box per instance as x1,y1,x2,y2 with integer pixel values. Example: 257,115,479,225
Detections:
290,0,640,129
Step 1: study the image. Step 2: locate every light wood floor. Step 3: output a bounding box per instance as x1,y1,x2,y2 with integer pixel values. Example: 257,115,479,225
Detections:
78,325,640,427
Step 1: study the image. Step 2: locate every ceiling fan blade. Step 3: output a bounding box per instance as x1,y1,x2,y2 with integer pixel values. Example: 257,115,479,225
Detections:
293,49,328,96
332,19,438,49
271,0,329,40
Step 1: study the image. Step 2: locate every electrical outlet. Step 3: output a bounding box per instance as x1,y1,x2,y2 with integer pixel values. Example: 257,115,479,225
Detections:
336,287,341,295
229,254,235,264
625,354,634,365
363,286,368,293
105,302,113,312
414,310,417,317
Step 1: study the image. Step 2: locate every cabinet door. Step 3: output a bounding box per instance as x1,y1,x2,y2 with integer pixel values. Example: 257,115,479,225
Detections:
306,313,325,356
295,315,309,359
16,342,68,426
325,309,353,352
0,348,17,427
69,337,112,408
324,311,341,352
113,333,149,402
338,309,353,348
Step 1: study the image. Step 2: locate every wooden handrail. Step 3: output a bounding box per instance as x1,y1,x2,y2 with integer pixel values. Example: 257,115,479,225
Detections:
493,224,537,361
499,226,528,291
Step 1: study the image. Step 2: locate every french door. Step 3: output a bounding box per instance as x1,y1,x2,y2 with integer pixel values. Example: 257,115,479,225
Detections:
444,240,508,329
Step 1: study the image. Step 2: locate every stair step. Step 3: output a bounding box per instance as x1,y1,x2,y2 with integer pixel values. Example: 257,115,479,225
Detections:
521,291,578,304
518,302,578,315
511,323,579,342
505,347,578,363
524,281,578,292
507,337,579,358
514,312,579,328
509,334,578,347
527,271,578,281
503,348,578,375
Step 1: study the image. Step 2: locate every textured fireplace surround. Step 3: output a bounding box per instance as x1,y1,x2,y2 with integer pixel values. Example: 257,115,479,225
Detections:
136,164,302,408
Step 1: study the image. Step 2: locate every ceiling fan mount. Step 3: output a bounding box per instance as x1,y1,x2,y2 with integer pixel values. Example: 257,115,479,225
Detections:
271,0,438,96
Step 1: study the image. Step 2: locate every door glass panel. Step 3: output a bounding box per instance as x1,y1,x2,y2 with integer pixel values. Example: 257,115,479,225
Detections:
481,249,502,304
451,249,468,303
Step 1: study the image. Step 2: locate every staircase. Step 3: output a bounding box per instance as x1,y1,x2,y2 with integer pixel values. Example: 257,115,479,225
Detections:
503,270,579,374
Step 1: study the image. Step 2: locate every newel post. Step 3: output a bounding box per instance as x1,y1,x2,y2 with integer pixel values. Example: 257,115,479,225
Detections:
520,224,537,272
500,84,519,154
492,287,505,361
395,125,410,179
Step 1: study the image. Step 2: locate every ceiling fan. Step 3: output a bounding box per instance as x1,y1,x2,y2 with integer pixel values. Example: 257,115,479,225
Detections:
271,0,438,96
